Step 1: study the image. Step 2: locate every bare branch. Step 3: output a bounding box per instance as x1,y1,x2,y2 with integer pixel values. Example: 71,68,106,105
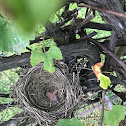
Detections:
90,39,126,75
78,4,126,18
74,95,118,117
0,93,11,98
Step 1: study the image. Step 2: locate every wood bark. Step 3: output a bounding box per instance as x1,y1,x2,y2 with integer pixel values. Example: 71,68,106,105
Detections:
84,0,126,40
0,41,100,71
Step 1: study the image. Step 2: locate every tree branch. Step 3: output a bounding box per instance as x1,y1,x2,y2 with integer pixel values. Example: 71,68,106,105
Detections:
78,4,126,18
90,39,126,76
0,102,15,112
0,93,11,98
0,52,31,71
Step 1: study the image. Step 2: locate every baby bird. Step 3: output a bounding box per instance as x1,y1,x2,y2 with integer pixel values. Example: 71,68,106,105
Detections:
46,90,58,103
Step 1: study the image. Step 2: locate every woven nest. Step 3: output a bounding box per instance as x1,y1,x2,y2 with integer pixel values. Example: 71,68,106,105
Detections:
14,61,84,126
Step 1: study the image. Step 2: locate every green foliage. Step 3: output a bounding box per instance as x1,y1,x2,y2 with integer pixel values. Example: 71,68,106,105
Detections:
47,46,62,60
0,69,21,121
0,107,22,121
100,54,105,63
56,117,85,126
99,73,111,89
0,2,125,125
103,105,125,126
30,46,45,66
87,11,111,39
3,0,64,32
70,118,85,126
56,119,70,126
110,71,117,77
0,17,33,53
69,3,78,10
30,42,63,73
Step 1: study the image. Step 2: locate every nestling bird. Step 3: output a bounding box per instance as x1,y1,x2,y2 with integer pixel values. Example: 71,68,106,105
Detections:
46,90,58,103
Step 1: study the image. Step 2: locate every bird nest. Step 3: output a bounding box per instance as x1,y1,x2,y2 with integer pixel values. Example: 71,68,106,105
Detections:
14,61,84,126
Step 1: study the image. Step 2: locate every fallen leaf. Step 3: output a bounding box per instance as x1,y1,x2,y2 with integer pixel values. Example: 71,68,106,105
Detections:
92,62,103,82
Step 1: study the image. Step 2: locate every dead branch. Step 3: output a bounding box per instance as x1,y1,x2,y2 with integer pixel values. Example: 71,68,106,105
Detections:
78,4,126,18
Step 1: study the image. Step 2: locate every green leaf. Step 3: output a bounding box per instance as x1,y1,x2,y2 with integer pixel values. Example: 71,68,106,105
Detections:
46,46,63,60
0,17,34,53
70,117,85,126
56,119,70,126
43,46,62,73
103,105,125,126
98,73,111,89
30,44,63,73
4,0,64,32
43,56,55,73
56,118,85,126
42,39,56,47
30,47,44,66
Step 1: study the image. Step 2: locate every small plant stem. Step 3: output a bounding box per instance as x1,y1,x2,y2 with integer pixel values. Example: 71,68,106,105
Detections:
101,90,106,126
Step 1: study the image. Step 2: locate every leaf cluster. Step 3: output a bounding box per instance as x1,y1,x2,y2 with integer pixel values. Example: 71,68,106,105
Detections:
30,41,63,73
56,117,85,126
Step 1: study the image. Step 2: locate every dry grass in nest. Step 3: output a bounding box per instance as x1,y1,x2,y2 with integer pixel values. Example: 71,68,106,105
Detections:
13,61,84,125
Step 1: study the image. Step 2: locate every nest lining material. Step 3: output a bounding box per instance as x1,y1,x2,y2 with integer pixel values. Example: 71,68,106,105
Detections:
14,61,84,125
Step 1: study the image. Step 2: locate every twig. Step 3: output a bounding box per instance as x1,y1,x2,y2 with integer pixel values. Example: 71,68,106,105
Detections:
0,53,8,58
2,71,15,84
101,90,106,126
74,31,97,42
90,39,126,73
0,93,10,98
74,95,118,117
94,36,110,41
78,4,126,19
76,15,95,30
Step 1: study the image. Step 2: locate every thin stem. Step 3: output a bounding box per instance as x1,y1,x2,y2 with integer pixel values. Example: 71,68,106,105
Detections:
101,90,106,126
74,95,118,117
